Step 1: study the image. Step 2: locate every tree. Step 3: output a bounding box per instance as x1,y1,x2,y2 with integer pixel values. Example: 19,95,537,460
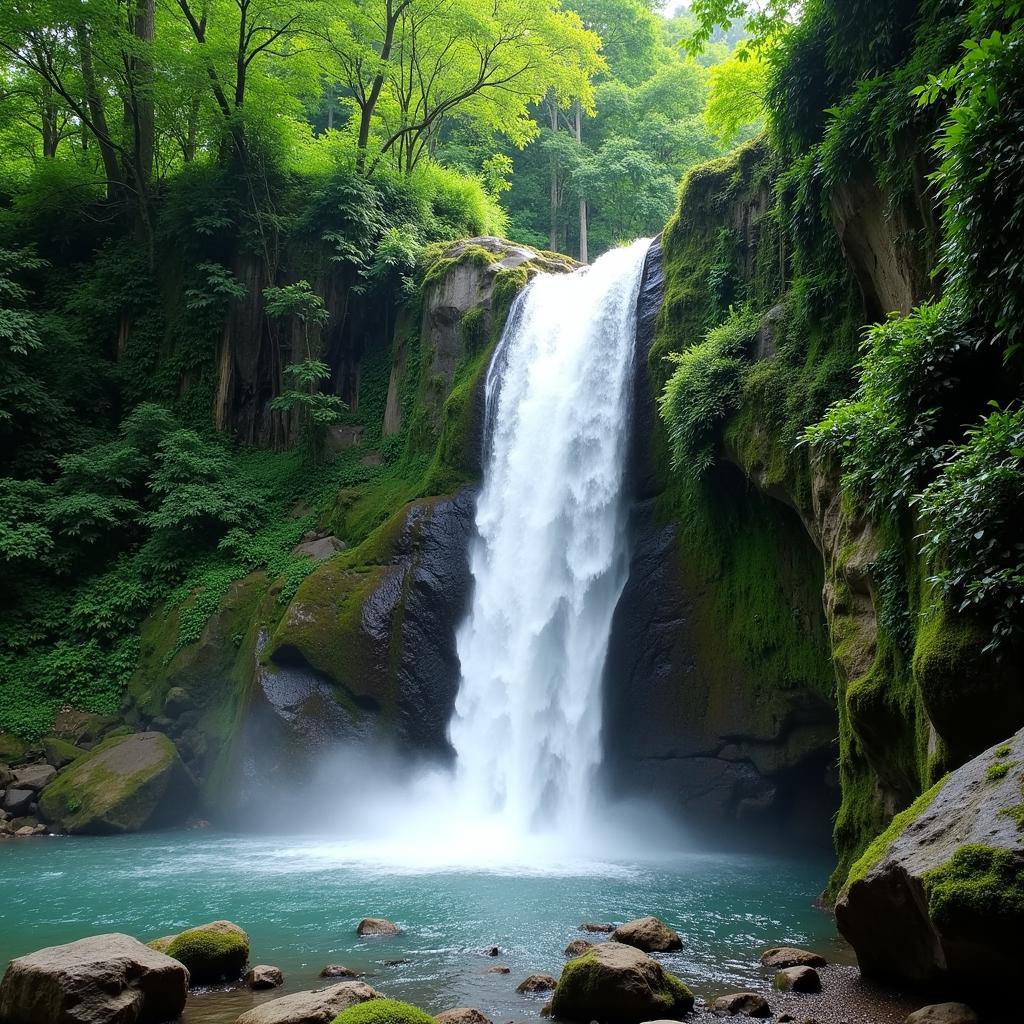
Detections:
705,48,768,144
319,0,603,174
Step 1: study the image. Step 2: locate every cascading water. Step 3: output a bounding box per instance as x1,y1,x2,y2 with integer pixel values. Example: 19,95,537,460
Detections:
447,238,651,840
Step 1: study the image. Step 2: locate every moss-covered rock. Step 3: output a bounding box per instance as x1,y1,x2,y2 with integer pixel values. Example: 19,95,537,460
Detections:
549,941,694,1024
165,920,250,985
332,998,436,1024
836,729,1024,991
38,731,195,835
41,736,86,769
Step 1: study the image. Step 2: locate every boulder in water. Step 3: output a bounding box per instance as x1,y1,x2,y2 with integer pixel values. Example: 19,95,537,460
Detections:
516,974,557,994
166,920,250,984
579,922,616,933
564,938,595,958
486,965,510,974
246,965,284,989
480,945,500,957
356,918,401,937
773,966,821,993
549,941,694,1024
710,991,772,1017
234,981,382,1024
38,732,194,834
321,965,361,978
905,1004,980,1024
0,932,188,1024
759,947,826,970
435,1010,492,1024
611,916,683,952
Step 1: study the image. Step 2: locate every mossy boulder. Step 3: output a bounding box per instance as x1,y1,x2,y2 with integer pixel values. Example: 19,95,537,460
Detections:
41,736,86,769
836,728,1024,991
549,941,694,1024
333,998,435,1024
165,920,250,984
38,732,195,835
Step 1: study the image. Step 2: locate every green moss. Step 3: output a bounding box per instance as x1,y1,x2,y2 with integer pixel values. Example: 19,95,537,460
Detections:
166,925,249,983
924,844,1024,932
332,999,436,1024
987,761,1015,781
0,731,29,762
841,774,949,894
551,947,694,1018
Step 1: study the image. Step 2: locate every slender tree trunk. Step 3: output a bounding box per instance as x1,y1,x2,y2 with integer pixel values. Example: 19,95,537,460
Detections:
132,0,156,182
76,22,124,199
41,92,59,158
575,100,588,265
548,92,559,251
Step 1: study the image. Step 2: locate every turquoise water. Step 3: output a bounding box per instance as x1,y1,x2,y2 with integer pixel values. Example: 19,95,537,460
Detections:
0,832,847,1022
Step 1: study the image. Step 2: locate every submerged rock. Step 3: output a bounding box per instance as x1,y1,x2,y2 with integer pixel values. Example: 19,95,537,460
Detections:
234,981,382,1024
759,947,826,970
710,991,772,1017
773,966,821,993
320,965,361,978
516,973,557,994
611,916,683,952
836,729,1024,991
38,732,194,834
435,1010,492,1024
564,938,595,958
246,965,284,989
0,932,188,1024
356,918,401,937
165,920,250,984
550,941,694,1024
579,922,616,933
480,945,500,957
486,965,510,974
905,1004,980,1024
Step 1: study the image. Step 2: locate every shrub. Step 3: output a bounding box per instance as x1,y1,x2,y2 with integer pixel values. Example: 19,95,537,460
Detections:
332,999,436,1024
658,305,761,474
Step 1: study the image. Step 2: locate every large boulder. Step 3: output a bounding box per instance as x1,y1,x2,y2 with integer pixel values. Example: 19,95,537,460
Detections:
0,933,188,1024
836,729,1024,991
549,941,694,1024
234,981,382,1024
38,732,194,834
165,920,250,984
710,992,772,1017
611,916,683,953
435,1011,492,1024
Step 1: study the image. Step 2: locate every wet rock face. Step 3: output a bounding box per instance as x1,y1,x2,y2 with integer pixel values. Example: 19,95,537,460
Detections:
602,239,838,842
836,728,1024,992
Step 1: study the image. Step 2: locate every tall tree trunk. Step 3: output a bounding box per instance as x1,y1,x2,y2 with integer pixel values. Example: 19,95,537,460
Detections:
132,0,156,182
575,100,588,265
548,92,560,252
41,90,59,158
76,22,124,200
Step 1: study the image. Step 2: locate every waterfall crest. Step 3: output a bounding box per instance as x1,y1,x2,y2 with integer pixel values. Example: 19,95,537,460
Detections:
448,238,651,837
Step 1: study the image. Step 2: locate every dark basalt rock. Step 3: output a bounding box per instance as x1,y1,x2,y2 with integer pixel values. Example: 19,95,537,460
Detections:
601,237,838,842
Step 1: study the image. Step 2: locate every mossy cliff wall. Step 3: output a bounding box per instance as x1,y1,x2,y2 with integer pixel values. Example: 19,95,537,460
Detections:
646,134,1022,893
125,239,574,822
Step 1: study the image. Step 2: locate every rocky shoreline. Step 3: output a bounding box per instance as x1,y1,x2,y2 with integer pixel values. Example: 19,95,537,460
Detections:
0,914,989,1024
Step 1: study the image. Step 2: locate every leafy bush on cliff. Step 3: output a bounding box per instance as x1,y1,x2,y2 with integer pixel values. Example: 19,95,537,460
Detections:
916,404,1024,650
659,305,761,474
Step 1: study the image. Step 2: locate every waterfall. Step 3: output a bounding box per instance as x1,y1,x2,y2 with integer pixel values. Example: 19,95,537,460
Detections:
448,238,651,837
